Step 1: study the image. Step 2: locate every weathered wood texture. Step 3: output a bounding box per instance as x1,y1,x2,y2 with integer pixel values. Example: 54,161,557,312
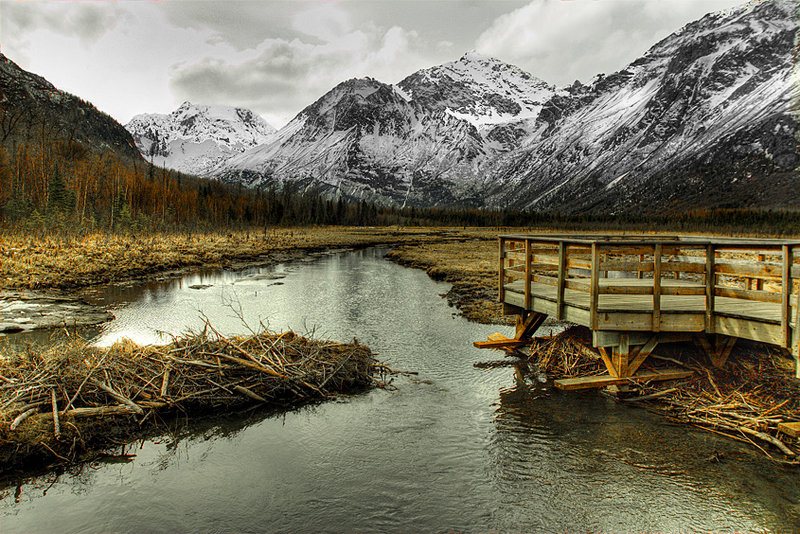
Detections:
499,234,800,378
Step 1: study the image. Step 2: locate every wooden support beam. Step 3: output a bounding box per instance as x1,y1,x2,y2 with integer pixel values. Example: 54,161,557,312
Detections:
694,334,736,368
515,312,546,341
756,253,765,291
711,335,737,368
590,243,600,330
653,244,662,332
554,368,694,390
637,254,644,279
626,336,659,376
706,244,715,334
473,335,528,349
795,283,800,379
556,241,566,321
597,347,617,378
612,335,631,377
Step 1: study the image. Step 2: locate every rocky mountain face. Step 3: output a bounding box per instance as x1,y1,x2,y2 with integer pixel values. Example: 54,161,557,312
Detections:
132,0,798,213
397,51,558,130
0,53,140,160
212,53,561,206
485,0,799,213
125,102,276,176
215,77,493,206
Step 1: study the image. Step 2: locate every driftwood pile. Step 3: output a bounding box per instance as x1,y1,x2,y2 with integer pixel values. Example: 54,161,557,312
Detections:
639,342,800,463
489,326,800,462
0,327,382,471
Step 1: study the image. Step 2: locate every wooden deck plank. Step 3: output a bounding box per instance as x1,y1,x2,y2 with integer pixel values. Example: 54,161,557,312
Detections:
554,368,694,390
504,279,793,323
778,422,800,438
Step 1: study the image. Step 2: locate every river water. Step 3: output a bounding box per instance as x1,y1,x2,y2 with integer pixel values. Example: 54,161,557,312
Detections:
1,248,798,532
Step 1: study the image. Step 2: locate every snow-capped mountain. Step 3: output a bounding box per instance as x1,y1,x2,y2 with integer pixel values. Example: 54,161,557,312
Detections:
126,102,276,176
213,54,558,205
136,0,798,212
215,77,491,206
484,0,799,213
397,51,558,130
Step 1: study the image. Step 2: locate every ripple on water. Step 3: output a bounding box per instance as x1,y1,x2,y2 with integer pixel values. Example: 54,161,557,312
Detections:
2,248,799,532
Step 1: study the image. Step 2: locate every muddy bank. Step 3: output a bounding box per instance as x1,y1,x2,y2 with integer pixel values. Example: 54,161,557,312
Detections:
385,240,511,325
0,328,382,475
0,291,113,333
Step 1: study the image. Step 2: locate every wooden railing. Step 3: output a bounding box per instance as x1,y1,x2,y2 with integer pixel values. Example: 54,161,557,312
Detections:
499,235,800,349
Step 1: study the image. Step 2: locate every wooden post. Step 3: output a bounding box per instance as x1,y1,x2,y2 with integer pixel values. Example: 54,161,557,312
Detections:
498,237,505,304
524,239,532,310
613,334,630,377
653,244,662,332
782,245,791,348
794,274,800,379
756,253,765,291
556,241,566,320
638,254,644,279
590,243,600,330
706,244,715,334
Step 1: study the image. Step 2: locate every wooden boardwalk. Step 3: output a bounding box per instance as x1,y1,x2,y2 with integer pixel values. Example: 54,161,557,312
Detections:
489,234,800,388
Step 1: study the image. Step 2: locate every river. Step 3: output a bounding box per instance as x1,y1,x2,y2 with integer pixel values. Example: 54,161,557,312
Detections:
1,248,798,532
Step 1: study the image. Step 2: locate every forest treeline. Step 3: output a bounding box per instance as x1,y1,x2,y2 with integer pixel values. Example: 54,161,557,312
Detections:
1,136,799,237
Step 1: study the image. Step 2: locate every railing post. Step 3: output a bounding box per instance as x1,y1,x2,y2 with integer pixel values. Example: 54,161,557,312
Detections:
653,244,662,332
524,239,532,310
756,253,765,290
706,244,715,334
498,237,505,304
590,243,600,330
556,241,566,320
782,244,791,348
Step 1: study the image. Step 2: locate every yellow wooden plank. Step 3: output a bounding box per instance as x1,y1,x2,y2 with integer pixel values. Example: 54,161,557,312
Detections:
778,422,800,438
554,368,694,390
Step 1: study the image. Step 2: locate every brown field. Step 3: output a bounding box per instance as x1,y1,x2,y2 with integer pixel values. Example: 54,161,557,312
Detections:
0,226,498,291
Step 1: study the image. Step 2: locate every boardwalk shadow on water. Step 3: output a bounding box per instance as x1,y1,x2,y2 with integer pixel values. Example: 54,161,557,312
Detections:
1,248,799,532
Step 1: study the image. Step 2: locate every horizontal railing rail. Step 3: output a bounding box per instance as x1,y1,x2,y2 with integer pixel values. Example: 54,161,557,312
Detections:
499,235,798,350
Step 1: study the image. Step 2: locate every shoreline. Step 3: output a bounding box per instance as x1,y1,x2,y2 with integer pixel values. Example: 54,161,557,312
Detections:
0,329,384,478
383,239,800,463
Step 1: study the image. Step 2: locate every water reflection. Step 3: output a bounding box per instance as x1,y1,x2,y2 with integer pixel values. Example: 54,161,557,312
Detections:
2,248,799,532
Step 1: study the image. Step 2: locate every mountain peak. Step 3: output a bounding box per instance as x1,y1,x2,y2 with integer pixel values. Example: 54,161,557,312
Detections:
125,102,276,176
398,53,556,127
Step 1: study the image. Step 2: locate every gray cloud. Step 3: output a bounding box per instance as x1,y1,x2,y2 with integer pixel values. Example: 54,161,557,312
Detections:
169,8,431,126
3,2,126,48
477,0,746,86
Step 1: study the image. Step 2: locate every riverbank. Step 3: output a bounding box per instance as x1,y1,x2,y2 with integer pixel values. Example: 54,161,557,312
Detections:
387,239,800,462
385,240,509,325
0,226,495,291
0,327,382,475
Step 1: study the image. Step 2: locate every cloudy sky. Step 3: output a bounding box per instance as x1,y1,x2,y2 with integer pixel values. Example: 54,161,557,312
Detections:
2,0,746,128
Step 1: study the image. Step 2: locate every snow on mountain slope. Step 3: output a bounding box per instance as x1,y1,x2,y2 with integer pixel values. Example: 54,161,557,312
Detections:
398,51,558,130
216,77,490,206
125,102,276,176
485,0,799,213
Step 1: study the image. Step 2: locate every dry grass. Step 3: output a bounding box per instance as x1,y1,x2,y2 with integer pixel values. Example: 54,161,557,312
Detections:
385,239,508,324
0,326,384,472
0,226,490,290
